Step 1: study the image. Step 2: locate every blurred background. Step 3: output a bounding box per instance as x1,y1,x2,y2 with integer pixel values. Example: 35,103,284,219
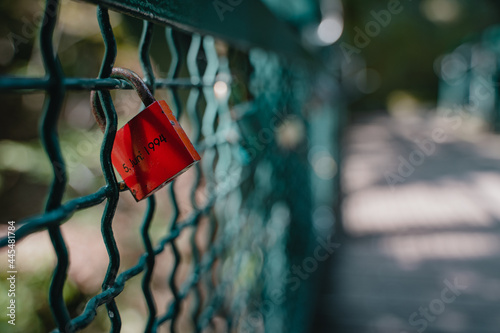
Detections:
0,0,500,332
313,0,500,332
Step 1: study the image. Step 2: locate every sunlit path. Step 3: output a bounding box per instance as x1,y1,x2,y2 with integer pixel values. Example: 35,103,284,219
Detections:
313,113,500,333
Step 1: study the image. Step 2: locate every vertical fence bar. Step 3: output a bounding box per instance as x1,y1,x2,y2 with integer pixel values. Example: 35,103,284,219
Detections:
186,33,203,332
165,26,182,332
95,5,121,332
39,0,71,330
141,196,157,333
138,19,158,333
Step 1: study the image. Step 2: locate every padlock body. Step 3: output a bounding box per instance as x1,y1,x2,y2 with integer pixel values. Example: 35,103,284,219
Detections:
111,100,200,201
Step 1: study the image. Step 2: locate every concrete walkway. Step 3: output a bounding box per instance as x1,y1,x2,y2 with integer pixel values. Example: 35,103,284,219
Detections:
313,113,500,333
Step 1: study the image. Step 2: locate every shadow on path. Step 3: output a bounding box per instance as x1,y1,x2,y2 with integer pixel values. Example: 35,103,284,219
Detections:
312,113,500,333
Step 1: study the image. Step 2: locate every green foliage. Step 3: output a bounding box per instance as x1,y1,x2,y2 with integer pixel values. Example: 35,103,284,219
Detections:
340,0,500,109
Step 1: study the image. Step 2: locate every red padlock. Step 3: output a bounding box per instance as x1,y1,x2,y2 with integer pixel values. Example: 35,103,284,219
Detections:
91,68,200,201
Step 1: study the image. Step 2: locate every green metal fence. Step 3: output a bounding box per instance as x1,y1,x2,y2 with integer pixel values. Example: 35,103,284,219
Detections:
436,24,500,132
0,0,342,332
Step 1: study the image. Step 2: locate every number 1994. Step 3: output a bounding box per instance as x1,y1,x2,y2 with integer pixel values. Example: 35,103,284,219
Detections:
144,134,167,155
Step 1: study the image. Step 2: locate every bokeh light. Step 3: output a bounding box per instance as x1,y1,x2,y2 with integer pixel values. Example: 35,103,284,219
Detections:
420,0,461,23
316,14,344,45
213,80,229,99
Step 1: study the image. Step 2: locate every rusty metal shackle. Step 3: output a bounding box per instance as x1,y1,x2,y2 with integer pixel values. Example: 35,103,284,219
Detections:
90,67,155,132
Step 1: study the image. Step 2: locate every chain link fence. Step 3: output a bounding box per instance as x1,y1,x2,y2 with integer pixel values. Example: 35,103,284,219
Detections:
0,0,343,332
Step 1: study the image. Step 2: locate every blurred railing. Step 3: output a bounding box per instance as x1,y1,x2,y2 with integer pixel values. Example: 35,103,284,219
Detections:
436,24,500,132
0,0,343,332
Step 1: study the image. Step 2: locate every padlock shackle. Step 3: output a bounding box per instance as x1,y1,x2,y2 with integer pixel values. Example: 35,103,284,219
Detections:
90,67,155,132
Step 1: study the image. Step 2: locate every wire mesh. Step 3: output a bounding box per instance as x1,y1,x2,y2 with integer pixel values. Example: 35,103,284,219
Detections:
0,0,342,332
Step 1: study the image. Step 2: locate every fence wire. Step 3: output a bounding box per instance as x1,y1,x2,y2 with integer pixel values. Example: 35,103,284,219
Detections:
0,0,342,332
